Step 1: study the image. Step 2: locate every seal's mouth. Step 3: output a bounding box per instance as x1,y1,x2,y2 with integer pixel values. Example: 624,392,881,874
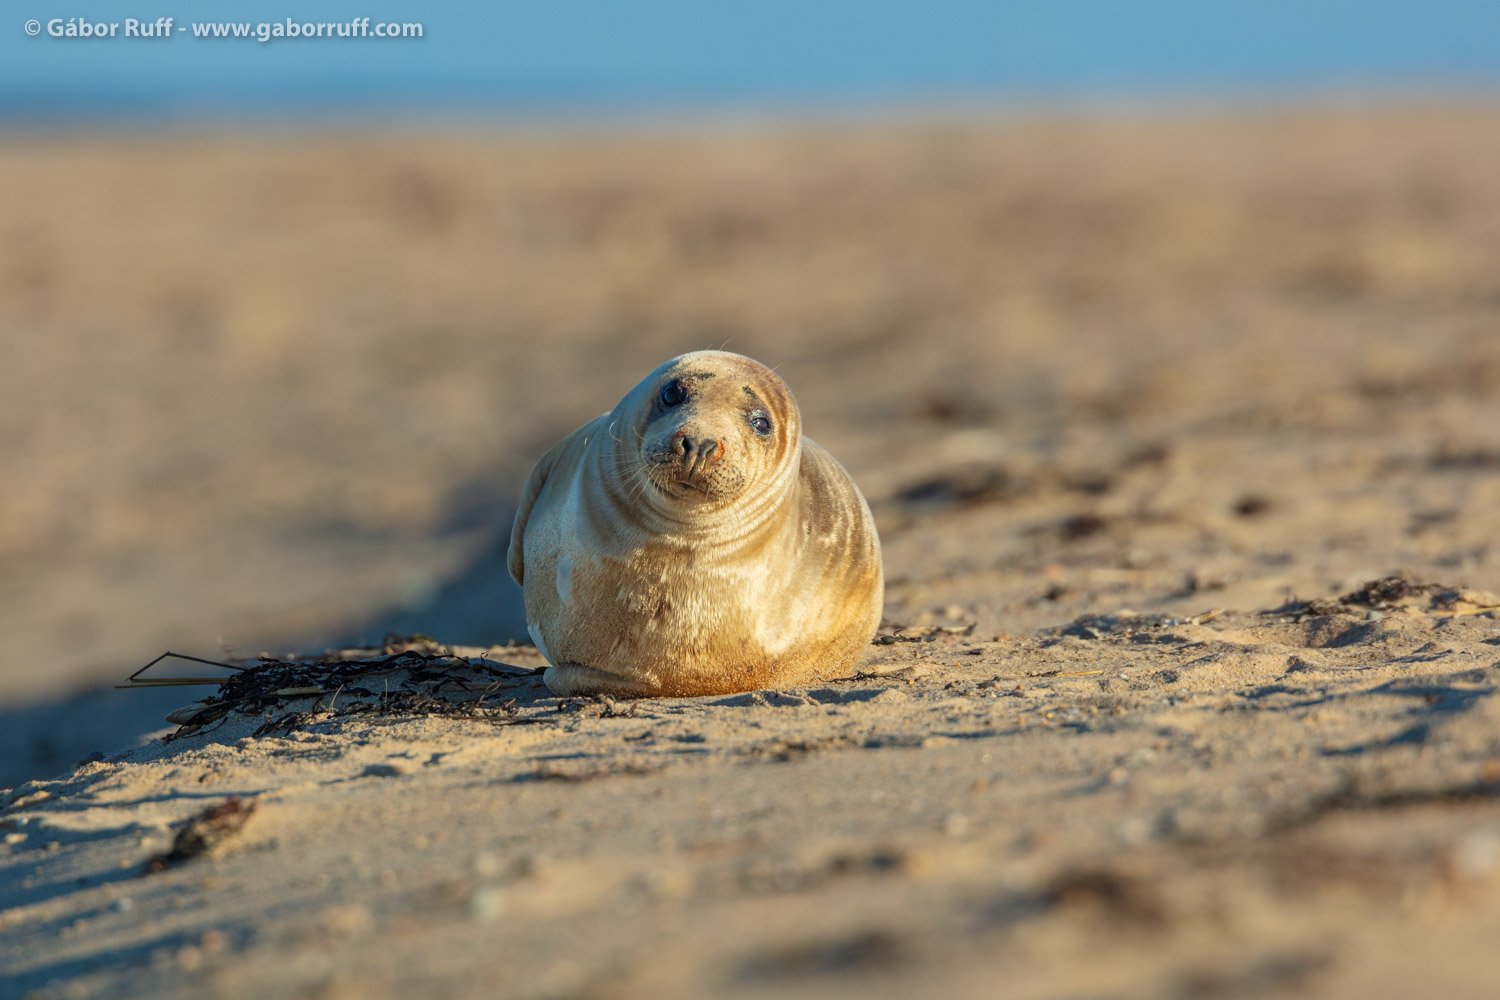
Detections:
642,448,743,503
646,455,711,495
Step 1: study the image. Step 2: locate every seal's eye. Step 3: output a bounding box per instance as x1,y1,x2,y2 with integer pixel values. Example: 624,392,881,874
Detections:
749,412,772,435
660,379,686,408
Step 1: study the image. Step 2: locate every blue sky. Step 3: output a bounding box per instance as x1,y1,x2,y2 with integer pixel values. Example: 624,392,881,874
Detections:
3,1,1498,120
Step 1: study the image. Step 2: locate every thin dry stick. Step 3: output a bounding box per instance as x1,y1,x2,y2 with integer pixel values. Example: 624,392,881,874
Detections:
116,651,246,689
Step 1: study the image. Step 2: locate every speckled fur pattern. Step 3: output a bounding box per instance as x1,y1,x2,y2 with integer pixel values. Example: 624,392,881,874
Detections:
508,351,883,697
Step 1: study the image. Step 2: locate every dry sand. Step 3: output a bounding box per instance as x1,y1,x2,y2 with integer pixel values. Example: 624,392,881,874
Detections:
3,105,1500,997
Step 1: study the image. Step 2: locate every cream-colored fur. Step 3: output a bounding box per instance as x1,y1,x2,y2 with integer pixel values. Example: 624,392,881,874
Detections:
508,351,883,697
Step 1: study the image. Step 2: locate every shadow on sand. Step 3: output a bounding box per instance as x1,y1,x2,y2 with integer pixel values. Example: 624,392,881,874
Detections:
0,523,531,792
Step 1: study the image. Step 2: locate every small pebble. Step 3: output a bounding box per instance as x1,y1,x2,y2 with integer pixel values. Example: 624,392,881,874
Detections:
645,868,693,900
1116,817,1152,845
321,904,374,937
470,886,505,922
1452,828,1500,880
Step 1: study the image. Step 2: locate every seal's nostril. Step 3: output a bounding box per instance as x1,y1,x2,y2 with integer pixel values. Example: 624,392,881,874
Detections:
670,431,723,471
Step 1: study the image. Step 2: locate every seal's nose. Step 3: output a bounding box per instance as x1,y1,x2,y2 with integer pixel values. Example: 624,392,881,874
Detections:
672,430,724,470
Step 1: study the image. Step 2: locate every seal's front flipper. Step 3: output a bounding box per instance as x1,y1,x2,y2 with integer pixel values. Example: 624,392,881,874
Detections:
507,415,607,587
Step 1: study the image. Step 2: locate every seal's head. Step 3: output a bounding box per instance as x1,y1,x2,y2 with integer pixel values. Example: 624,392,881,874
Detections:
615,351,801,511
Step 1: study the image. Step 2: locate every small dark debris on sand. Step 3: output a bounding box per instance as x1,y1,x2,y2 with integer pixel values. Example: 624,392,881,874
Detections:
742,929,907,980
1034,867,1170,928
1269,574,1500,620
142,797,257,875
526,761,664,783
1233,494,1273,517
894,461,1123,511
1060,613,1181,640
1060,512,1110,540
897,465,1027,508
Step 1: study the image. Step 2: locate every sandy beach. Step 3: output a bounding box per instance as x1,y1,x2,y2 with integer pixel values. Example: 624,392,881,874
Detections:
3,106,1500,997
